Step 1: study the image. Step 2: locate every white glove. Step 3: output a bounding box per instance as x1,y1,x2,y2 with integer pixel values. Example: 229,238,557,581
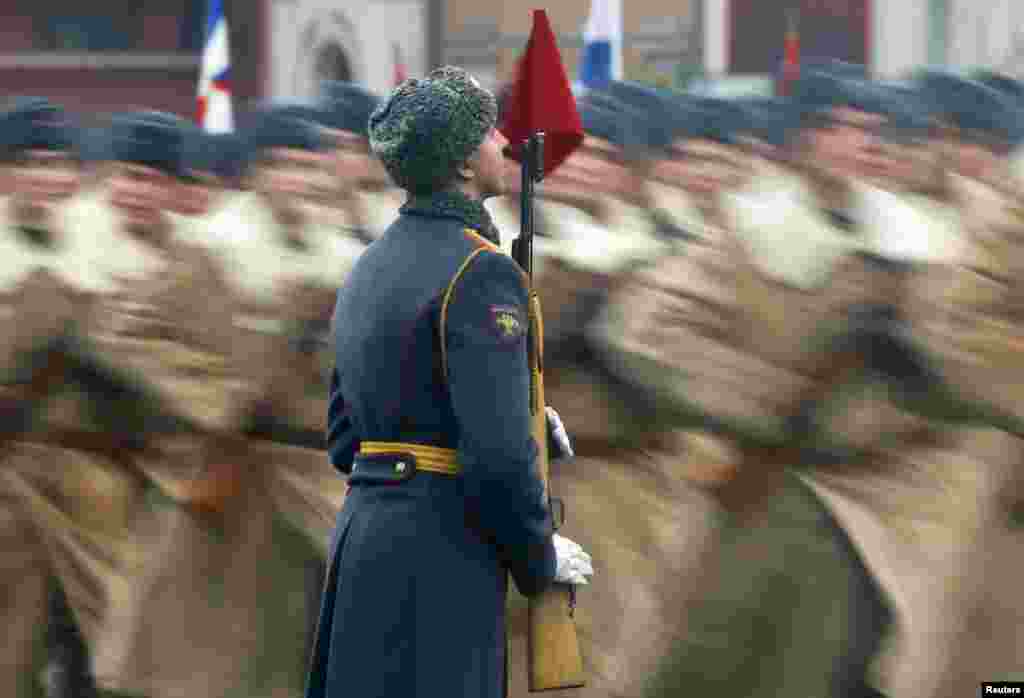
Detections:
545,406,574,460
553,533,593,586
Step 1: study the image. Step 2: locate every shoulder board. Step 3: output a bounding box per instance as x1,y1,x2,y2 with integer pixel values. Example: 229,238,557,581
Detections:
462,227,502,253
439,244,497,380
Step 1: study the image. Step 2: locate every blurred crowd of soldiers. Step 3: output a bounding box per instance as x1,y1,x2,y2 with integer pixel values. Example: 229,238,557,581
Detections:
3,58,1024,698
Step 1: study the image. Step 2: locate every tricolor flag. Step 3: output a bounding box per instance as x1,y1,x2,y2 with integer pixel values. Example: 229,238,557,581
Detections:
197,0,233,133
575,0,623,94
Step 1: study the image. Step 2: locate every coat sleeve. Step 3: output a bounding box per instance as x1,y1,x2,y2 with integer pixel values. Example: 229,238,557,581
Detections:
444,250,557,597
326,368,360,473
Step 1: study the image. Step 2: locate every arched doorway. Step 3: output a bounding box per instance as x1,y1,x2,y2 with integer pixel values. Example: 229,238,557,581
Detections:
314,42,353,83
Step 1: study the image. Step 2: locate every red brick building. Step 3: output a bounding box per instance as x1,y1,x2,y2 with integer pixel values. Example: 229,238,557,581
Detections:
0,0,265,119
0,0,701,118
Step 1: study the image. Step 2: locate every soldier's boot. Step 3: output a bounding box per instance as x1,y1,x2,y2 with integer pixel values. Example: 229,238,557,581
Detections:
43,584,96,698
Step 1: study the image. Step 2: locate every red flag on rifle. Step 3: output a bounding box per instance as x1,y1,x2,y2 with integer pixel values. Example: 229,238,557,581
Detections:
498,9,583,176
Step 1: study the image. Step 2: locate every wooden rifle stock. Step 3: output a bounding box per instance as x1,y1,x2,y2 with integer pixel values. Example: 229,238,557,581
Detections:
512,133,586,691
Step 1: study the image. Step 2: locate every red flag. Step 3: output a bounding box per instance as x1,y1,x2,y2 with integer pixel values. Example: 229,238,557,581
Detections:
498,9,583,177
779,10,800,96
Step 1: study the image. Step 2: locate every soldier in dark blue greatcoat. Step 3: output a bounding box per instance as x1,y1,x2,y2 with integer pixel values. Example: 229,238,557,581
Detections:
306,65,593,698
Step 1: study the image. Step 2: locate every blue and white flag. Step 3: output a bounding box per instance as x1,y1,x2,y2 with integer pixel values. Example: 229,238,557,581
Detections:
575,0,623,94
197,0,233,133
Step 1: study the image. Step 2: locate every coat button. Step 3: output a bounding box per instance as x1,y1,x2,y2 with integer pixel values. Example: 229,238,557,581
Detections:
395,461,407,474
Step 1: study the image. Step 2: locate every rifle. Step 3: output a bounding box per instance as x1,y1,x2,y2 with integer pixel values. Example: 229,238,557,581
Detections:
511,132,586,691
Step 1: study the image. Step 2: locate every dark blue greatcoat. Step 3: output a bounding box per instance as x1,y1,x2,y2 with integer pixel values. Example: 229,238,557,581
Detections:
306,190,558,698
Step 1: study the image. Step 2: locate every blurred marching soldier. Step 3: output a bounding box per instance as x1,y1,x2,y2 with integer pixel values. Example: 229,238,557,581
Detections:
316,81,403,243
586,92,835,696
100,105,356,698
727,69,966,698
636,67,1024,698
306,66,592,698
0,97,97,698
0,103,200,698
963,69,1024,525
602,65,992,696
559,92,774,697
510,86,733,698
891,71,1024,694
54,110,251,698
524,93,668,451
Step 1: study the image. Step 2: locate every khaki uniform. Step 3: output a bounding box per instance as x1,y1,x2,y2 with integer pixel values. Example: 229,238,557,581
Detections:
530,195,670,449
102,191,361,698
584,180,815,696
752,178,996,698
876,173,1024,694
795,174,1024,696
597,172,985,696
50,192,249,698
205,191,364,453
684,173,1022,696
0,192,158,698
